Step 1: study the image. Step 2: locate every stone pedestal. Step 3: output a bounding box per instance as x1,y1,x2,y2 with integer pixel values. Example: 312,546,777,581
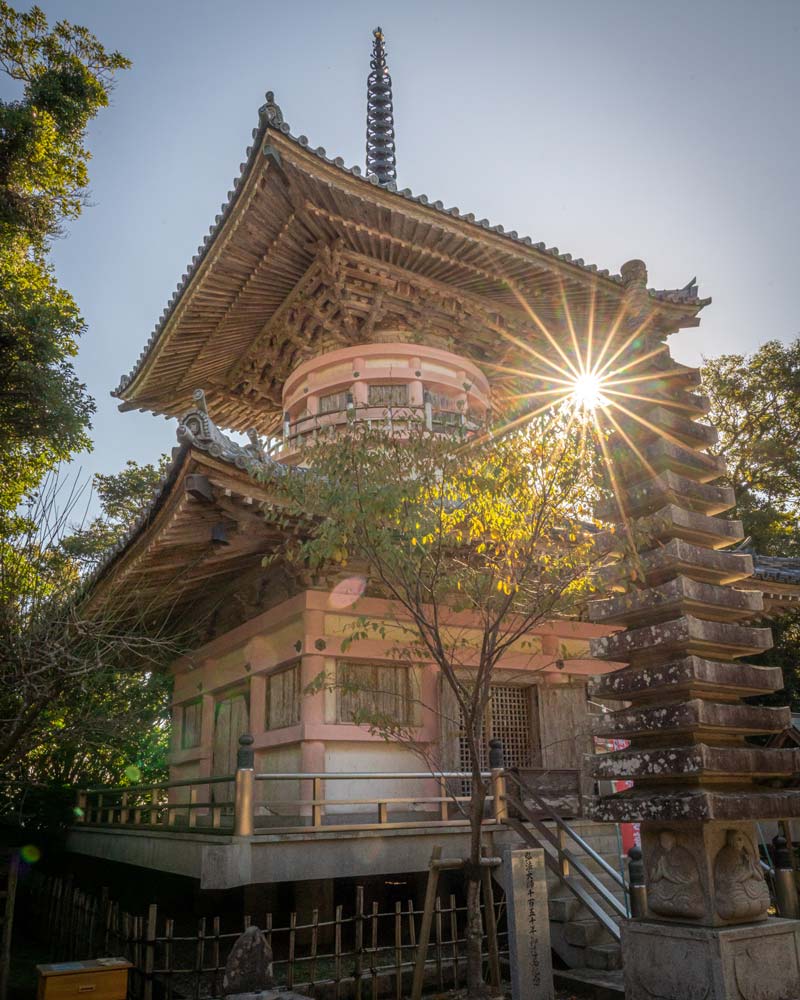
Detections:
622,917,800,1000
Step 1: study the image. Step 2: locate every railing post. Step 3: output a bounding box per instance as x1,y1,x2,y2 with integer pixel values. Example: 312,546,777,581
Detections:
75,790,87,823
773,835,800,919
234,734,255,837
312,777,323,828
627,845,647,919
488,739,508,822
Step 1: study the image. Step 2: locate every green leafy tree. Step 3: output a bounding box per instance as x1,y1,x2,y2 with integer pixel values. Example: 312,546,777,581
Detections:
0,463,182,830
703,338,800,555
257,412,605,997
61,457,170,571
0,2,130,523
703,339,800,712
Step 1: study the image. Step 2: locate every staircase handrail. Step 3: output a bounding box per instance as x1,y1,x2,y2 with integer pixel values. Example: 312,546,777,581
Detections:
504,768,629,894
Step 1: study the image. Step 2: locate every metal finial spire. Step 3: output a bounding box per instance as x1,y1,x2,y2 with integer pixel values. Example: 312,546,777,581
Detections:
366,26,397,186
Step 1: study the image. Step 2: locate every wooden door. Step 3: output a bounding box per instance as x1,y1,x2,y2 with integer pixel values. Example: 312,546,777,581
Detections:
212,693,249,804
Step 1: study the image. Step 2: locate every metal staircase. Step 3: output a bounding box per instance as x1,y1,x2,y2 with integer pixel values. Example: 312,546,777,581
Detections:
502,770,628,995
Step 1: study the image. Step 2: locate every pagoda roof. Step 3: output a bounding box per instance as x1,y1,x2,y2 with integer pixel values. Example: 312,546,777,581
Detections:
114,92,710,435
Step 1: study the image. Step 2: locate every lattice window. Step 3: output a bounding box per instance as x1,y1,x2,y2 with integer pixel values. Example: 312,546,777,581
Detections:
265,664,300,730
368,383,409,407
181,701,202,749
457,685,532,780
319,391,349,415
338,662,414,725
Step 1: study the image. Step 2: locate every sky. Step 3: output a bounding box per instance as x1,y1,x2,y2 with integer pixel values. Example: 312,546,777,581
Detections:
5,0,800,495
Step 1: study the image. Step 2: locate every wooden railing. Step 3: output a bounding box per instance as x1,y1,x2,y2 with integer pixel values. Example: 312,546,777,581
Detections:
74,736,583,838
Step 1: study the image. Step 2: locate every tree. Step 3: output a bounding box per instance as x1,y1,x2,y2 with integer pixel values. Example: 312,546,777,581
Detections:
60,456,170,572
256,411,605,996
0,464,182,830
0,2,130,524
702,339,800,712
703,338,800,555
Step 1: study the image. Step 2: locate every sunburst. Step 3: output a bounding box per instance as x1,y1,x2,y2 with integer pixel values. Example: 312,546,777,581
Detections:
473,277,692,534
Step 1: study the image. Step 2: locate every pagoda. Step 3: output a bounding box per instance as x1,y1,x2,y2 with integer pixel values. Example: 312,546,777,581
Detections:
74,29,800,997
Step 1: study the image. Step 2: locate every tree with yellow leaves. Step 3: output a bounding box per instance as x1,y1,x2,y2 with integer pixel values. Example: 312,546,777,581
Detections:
257,408,608,997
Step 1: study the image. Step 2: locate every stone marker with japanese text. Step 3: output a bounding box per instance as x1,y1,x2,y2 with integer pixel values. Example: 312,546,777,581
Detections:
504,847,554,1000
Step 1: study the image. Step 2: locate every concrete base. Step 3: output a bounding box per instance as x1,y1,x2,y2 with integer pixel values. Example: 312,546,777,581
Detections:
622,916,800,1000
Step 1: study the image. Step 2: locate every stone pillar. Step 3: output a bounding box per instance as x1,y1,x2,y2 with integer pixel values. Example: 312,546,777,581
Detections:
587,260,800,1000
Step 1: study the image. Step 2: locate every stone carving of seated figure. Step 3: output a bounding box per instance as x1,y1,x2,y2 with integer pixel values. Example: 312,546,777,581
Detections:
648,830,705,920
714,828,770,922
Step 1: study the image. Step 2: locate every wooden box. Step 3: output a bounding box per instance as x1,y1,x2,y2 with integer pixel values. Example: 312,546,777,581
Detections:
36,958,132,1000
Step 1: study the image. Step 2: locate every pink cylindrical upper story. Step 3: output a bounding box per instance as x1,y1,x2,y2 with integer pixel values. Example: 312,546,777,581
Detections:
278,340,491,461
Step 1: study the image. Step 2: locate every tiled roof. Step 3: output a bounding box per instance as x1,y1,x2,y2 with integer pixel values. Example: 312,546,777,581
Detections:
114,92,709,398
83,395,276,597
752,555,800,586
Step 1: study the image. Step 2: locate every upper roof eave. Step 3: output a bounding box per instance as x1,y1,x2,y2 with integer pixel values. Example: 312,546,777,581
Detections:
113,91,709,404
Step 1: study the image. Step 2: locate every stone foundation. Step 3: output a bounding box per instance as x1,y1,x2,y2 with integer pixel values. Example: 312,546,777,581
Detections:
622,917,800,1000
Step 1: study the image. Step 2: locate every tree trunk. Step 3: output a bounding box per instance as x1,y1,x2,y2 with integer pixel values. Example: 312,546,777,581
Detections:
465,778,488,998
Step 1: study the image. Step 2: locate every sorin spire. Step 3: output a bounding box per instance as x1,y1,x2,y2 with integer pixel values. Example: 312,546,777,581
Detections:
366,27,397,185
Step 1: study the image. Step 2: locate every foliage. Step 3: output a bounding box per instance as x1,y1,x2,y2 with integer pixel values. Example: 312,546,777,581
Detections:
703,339,800,555
0,467,183,831
0,2,130,524
256,409,606,995
60,456,170,572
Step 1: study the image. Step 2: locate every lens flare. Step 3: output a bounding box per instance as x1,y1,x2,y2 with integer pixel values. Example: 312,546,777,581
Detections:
570,372,608,411
124,764,142,783
20,844,41,864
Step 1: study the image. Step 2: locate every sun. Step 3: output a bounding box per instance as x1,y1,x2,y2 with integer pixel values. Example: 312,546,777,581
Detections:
570,372,609,412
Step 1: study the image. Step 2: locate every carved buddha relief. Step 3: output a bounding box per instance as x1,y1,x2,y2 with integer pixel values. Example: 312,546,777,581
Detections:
648,830,705,920
714,829,770,922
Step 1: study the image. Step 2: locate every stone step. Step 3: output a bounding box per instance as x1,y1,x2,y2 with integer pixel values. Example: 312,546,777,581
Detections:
554,967,625,996
585,943,624,972
563,918,613,948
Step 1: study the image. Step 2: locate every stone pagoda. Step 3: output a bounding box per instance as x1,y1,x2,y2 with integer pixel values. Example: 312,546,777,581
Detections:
588,262,800,998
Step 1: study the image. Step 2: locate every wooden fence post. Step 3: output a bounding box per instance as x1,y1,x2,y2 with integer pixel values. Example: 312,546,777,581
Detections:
234,735,255,837
410,847,442,1000
143,903,157,1000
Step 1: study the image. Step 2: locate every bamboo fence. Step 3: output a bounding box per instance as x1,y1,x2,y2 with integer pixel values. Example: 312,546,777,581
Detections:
23,873,509,1000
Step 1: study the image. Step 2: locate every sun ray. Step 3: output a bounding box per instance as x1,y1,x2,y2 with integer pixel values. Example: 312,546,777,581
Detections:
601,387,704,414
485,322,577,383
585,283,597,377
603,345,678,381
507,283,582,379
598,402,661,484
602,366,699,389
590,408,640,561
559,281,586,376
587,302,627,376
604,396,701,457
482,360,576,387
595,312,655,380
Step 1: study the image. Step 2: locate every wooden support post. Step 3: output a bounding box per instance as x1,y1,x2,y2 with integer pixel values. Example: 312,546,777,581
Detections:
120,793,130,826
489,739,508,823
438,776,449,821
189,787,198,829
410,847,442,1000
378,801,389,825
234,734,255,837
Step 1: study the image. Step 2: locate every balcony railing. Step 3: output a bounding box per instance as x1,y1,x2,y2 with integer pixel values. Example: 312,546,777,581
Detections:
279,403,481,456
74,737,583,838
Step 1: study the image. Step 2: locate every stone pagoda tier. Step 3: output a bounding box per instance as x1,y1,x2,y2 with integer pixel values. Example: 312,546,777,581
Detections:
587,260,800,999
